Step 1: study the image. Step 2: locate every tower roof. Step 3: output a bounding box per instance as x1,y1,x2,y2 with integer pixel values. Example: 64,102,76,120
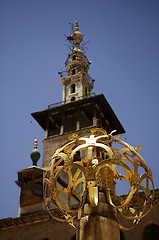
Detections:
31,94,125,135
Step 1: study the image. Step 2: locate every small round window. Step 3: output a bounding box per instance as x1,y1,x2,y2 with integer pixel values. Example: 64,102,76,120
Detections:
71,97,76,101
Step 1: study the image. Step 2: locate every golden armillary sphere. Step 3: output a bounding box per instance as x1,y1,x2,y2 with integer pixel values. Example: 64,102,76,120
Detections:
43,128,154,228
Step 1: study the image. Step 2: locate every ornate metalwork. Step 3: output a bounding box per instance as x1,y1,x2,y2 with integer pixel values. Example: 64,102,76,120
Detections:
43,128,154,227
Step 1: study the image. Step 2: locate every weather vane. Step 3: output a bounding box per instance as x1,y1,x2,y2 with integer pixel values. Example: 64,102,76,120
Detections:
64,20,90,53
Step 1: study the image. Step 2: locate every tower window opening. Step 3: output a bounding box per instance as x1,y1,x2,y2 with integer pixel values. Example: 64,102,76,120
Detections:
72,55,76,60
71,84,76,93
85,87,88,96
72,69,75,75
120,231,125,240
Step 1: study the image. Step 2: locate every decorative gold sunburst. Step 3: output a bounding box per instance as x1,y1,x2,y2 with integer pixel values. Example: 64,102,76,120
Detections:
43,128,154,228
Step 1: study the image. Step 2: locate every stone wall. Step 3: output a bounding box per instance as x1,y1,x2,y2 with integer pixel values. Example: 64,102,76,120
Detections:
42,127,94,168
0,214,76,240
1,194,159,240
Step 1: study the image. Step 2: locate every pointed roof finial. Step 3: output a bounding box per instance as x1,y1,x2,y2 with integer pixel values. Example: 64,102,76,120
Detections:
30,136,40,166
75,19,79,31
34,136,38,148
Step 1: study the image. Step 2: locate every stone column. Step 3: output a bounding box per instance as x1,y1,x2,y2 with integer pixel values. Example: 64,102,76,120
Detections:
62,84,66,103
93,117,99,127
45,119,49,139
77,194,120,240
76,121,80,131
60,125,64,135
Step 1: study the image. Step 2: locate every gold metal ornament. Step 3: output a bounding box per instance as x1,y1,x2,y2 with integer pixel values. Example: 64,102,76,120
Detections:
43,128,154,228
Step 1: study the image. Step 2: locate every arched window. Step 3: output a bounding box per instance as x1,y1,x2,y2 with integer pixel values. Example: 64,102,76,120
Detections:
143,223,159,240
72,55,76,61
71,84,76,93
72,69,75,75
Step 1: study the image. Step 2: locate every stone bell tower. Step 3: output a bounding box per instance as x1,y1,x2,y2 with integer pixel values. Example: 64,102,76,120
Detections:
60,21,94,103
31,21,125,169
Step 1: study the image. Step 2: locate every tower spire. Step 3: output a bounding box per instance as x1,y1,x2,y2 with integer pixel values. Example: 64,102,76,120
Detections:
60,21,93,103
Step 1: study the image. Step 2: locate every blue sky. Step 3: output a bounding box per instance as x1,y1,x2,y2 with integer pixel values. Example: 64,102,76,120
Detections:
0,0,159,219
